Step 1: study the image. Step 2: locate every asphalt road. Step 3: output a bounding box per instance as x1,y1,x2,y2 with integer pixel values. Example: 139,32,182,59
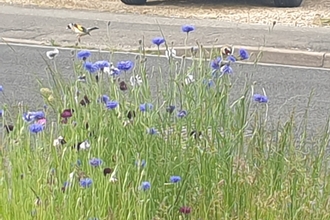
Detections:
1,5,330,52
1,43,330,136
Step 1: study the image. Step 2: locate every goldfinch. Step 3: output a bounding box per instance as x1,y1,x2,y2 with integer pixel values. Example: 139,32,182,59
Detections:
66,23,99,42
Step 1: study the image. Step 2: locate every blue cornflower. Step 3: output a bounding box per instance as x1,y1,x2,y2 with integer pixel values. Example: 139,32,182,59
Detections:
182,25,195,33
0,109,3,117
140,181,151,191
23,111,45,123
83,62,98,73
117,61,134,72
80,178,93,188
211,57,222,70
239,48,249,60
221,64,233,74
147,127,158,135
253,94,268,103
135,159,146,168
203,79,215,88
177,110,187,118
29,123,44,134
94,60,110,69
0,85,3,92
170,176,182,183
77,50,91,60
166,105,176,114
89,158,103,167
106,101,119,109
152,37,165,46
100,95,110,104
140,103,153,112
227,55,236,62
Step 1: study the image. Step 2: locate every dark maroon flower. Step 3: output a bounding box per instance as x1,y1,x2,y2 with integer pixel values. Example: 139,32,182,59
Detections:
61,118,68,124
190,130,202,139
4,124,14,133
61,109,74,118
119,81,128,91
103,168,112,176
80,95,90,106
179,206,191,214
127,110,136,120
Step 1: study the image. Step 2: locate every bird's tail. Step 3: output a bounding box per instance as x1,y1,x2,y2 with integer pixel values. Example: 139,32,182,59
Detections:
88,27,99,32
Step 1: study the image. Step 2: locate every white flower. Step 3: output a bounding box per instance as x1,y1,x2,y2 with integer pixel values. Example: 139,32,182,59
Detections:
110,176,118,183
77,75,86,82
130,75,142,87
34,198,42,206
104,63,120,77
78,139,90,150
46,48,59,60
165,48,177,60
184,74,195,85
53,136,65,147
69,171,75,182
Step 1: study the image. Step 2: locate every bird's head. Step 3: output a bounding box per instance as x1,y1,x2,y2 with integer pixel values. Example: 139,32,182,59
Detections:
66,23,74,30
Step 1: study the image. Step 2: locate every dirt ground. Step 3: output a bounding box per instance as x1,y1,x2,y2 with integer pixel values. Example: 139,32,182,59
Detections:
1,0,330,27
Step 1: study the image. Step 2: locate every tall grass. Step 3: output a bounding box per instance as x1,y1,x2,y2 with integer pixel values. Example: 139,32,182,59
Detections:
0,27,330,220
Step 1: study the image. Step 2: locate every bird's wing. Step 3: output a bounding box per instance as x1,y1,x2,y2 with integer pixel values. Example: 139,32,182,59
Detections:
74,24,87,33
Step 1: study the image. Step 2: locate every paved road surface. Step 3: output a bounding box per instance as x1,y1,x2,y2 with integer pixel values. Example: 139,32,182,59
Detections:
1,43,330,136
1,5,330,52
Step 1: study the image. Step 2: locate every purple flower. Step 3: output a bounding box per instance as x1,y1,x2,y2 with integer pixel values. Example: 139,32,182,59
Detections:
117,61,134,72
135,159,146,168
177,110,187,118
89,158,103,167
253,94,268,103
77,50,91,60
182,25,195,33
100,95,109,104
147,127,158,135
0,85,3,92
203,79,215,88
29,123,44,134
80,178,93,188
170,176,181,183
220,64,233,74
166,105,176,114
0,110,3,117
239,48,249,60
140,181,151,191
211,57,222,70
106,101,119,109
227,55,236,62
152,37,165,46
94,60,110,69
84,62,98,73
23,111,45,123
140,103,153,112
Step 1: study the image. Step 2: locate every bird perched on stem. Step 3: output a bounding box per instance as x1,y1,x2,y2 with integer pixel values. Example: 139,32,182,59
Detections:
66,23,99,43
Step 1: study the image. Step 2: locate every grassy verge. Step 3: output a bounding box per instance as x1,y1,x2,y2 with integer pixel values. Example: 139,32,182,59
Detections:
0,24,330,220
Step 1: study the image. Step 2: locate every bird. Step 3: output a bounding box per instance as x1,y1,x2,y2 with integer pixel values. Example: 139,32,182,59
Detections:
66,23,99,43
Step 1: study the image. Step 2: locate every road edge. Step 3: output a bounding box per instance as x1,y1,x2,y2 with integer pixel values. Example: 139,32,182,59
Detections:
1,37,329,68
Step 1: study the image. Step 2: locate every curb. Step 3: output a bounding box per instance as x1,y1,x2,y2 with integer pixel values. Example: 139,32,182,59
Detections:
145,45,328,68
1,37,329,68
